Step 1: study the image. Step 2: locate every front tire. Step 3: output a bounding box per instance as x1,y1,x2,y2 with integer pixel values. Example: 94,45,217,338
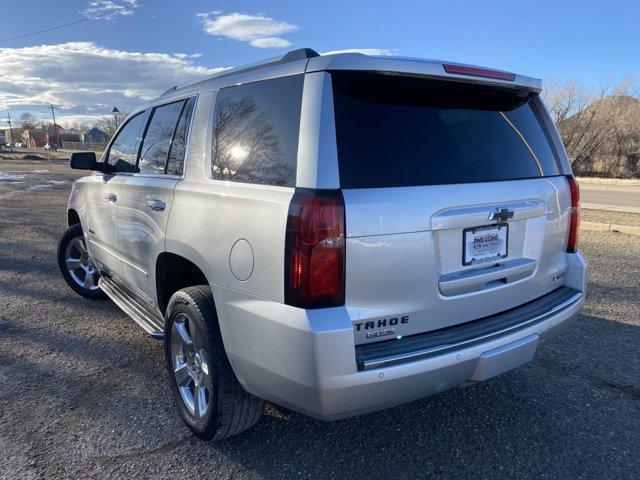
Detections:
57,223,106,300
165,286,264,441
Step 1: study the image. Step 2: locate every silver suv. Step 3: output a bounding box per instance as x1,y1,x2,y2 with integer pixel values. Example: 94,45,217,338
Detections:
58,48,587,440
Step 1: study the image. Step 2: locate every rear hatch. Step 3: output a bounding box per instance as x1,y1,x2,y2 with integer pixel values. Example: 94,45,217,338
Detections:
331,72,572,345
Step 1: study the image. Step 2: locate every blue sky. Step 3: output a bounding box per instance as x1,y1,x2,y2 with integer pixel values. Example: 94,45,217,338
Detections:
1,0,638,126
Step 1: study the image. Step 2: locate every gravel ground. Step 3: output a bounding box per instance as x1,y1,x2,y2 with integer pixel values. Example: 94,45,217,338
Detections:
582,208,640,227
1,158,638,479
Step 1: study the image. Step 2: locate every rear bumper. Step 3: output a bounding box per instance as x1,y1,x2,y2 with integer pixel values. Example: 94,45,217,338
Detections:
214,252,587,421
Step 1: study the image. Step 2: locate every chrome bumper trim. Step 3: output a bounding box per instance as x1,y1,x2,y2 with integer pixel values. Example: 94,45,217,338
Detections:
357,288,583,371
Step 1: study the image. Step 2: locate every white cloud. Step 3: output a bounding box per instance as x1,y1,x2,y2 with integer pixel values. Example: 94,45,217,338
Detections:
322,48,397,56
173,53,203,60
198,12,298,49
81,0,141,20
0,42,225,122
249,37,292,48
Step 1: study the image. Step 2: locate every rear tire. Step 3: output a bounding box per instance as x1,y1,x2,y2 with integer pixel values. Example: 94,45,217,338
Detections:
57,223,106,300
164,285,264,441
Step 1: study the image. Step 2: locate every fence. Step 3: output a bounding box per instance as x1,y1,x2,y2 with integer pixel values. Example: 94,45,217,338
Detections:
61,141,107,153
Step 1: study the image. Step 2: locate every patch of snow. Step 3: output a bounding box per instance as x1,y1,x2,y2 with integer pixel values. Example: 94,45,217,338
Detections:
0,172,26,181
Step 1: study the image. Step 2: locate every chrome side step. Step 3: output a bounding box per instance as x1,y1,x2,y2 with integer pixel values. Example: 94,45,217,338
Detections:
99,275,165,340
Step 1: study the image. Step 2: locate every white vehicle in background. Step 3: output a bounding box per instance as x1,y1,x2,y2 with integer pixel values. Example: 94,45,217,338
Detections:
58,48,587,441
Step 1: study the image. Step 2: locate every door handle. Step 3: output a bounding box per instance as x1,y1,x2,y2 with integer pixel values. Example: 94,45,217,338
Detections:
105,193,118,203
147,199,166,211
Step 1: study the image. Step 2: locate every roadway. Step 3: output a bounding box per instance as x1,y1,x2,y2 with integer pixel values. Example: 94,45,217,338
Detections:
580,183,640,213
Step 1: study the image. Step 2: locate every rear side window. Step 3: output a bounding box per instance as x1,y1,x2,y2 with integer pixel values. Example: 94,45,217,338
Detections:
167,97,195,176
211,74,303,187
106,112,147,173
332,72,561,188
139,100,185,174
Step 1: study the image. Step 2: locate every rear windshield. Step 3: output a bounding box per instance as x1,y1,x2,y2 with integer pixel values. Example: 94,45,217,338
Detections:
332,72,561,188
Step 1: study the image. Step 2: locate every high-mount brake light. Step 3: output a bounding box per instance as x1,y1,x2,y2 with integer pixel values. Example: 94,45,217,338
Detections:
566,176,580,253
285,189,345,309
443,64,516,81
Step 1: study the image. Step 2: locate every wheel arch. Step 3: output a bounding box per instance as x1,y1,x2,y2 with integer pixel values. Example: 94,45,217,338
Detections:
156,252,210,315
67,209,81,226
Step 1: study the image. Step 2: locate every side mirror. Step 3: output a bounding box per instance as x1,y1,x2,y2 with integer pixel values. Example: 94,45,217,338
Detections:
70,152,100,171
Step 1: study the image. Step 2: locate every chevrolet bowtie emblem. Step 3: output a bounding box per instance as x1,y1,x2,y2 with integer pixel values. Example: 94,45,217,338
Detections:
488,208,514,222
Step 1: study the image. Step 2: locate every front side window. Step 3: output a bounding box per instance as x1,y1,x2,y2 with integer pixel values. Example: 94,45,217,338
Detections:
211,75,303,187
106,112,147,173
138,100,186,175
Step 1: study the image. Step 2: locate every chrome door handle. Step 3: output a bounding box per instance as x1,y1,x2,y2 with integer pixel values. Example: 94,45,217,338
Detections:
105,193,118,203
147,199,166,211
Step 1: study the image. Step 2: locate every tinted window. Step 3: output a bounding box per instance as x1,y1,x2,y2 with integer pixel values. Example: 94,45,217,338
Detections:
166,97,195,176
211,75,303,187
138,100,185,174
332,72,561,188
106,112,147,172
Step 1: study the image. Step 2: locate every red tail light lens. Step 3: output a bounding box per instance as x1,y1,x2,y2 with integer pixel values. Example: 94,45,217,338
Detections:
443,64,516,81
567,176,580,253
285,189,345,308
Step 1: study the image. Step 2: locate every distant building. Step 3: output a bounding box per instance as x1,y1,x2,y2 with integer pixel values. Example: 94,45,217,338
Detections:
1,128,22,143
21,129,47,148
83,127,110,144
57,132,82,144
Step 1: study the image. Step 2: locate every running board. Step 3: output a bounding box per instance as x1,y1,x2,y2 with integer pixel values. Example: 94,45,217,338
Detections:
99,275,165,340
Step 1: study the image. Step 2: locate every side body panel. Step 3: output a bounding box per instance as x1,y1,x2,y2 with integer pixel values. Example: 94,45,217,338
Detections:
164,90,294,300
116,175,179,303
80,174,124,277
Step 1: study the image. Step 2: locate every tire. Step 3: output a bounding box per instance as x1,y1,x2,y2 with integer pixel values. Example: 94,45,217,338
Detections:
57,223,107,300
164,285,264,441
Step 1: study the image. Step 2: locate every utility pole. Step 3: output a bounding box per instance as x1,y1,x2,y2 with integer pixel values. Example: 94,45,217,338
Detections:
50,104,59,151
6,112,14,151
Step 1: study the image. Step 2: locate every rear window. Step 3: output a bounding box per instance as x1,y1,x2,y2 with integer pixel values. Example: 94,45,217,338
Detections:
332,72,561,188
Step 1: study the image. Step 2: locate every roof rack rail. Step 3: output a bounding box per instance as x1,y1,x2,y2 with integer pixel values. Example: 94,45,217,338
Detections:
160,48,319,97
195,47,319,83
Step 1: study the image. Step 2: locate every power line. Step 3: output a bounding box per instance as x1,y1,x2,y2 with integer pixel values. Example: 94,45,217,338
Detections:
0,0,154,45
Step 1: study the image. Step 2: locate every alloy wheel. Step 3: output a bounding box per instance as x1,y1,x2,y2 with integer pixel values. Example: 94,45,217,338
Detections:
171,313,211,419
64,235,100,291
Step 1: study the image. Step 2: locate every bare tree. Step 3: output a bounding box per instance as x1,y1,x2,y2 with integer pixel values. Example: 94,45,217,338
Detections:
94,111,129,135
18,112,37,129
542,77,640,177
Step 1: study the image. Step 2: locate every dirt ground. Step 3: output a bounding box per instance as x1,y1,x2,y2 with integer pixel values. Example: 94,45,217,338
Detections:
1,157,638,479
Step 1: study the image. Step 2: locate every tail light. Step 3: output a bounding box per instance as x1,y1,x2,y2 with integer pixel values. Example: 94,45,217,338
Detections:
567,176,580,253
285,189,345,308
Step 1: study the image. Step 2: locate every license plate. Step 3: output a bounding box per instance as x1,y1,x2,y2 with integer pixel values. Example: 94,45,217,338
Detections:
463,223,508,266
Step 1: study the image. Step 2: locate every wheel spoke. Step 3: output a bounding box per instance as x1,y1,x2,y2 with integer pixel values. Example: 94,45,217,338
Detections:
173,320,193,347
173,362,191,387
83,271,95,289
190,322,202,349
66,258,82,270
201,363,210,379
193,385,206,417
72,237,87,255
